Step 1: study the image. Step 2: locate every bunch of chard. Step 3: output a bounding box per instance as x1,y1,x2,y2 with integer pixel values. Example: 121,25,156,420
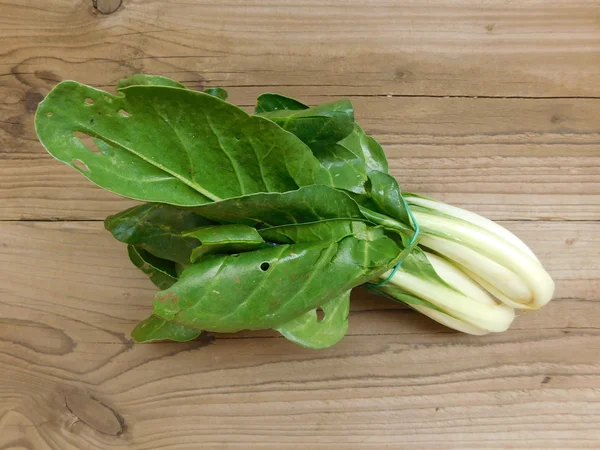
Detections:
35,75,554,348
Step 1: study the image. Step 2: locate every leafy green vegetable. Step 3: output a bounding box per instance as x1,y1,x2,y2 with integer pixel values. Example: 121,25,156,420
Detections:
117,74,187,90
203,87,228,100
260,220,363,245
35,81,332,206
338,124,388,174
258,99,354,146
116,74,229,101
106,203,210,265
193,185,367,228
131,314,202,343
153,230,402,332
275,290,350,349
255,93,308,113
367,170,411,225
184,224,265,262
39,75,549,349
127,245,177,289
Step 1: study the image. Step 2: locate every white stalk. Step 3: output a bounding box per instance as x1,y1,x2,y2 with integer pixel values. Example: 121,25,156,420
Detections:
405,195,555,310
380,251,515,335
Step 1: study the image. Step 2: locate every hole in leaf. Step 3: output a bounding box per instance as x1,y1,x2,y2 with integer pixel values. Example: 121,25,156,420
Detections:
316,307,325,322
73,131,102,155
72,159,89,172
84,97,94,105
46,112,53,117
119,109,130,118
260,262,270,271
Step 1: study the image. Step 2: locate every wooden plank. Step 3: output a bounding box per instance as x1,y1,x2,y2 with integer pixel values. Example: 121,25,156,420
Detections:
1,221,599,449
2,95,599,220
1,0,599,98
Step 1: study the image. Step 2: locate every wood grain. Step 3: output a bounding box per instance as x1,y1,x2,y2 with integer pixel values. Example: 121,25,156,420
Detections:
2,95,600,220
1,0,599,448
0,221,599,449
1,0,599,98
2,0,600,221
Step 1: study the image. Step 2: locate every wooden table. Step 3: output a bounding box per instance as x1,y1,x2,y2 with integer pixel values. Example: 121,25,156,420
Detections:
1,1,599,448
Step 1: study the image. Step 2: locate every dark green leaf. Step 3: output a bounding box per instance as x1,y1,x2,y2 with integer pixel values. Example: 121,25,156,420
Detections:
258,99,355,146
338,124,388,174
259,220,364,244
35,81,331,205
127,245,177,289
153,231,402,332
194,185,366,228
255,93,308,114
131,314,202,343
203,87,228,100
312,142,368,194
367,170,411,226
106,203,211,265
117,74,187,90
184,224,265,263
275,290,350,349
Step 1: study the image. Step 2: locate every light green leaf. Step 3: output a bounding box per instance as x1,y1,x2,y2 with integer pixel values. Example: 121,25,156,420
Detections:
35,81,331,206
276,290,350,349
371,247,457,308
184,224,265,263
131,314,202,343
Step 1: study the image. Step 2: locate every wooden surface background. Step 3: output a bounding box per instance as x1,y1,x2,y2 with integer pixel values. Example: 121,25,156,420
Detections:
1,0,599,448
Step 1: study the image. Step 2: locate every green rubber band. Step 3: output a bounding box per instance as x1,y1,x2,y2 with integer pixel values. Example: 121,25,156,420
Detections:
368,205,420,288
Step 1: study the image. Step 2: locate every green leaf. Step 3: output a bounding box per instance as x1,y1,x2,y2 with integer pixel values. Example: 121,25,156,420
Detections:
258,99,355,146
193,185,367,228
255,96,384,194
131,314,202,343
153,232,402,332
184,224,265,263
259,220,365,244
203,87,228,100
35,81,331,206
255,93,308,114
338,124,388,174
106,203,211,265
367,170,411,226
127,245,177,289
117,74,187,90
275,290,350,349
311,142,368,194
